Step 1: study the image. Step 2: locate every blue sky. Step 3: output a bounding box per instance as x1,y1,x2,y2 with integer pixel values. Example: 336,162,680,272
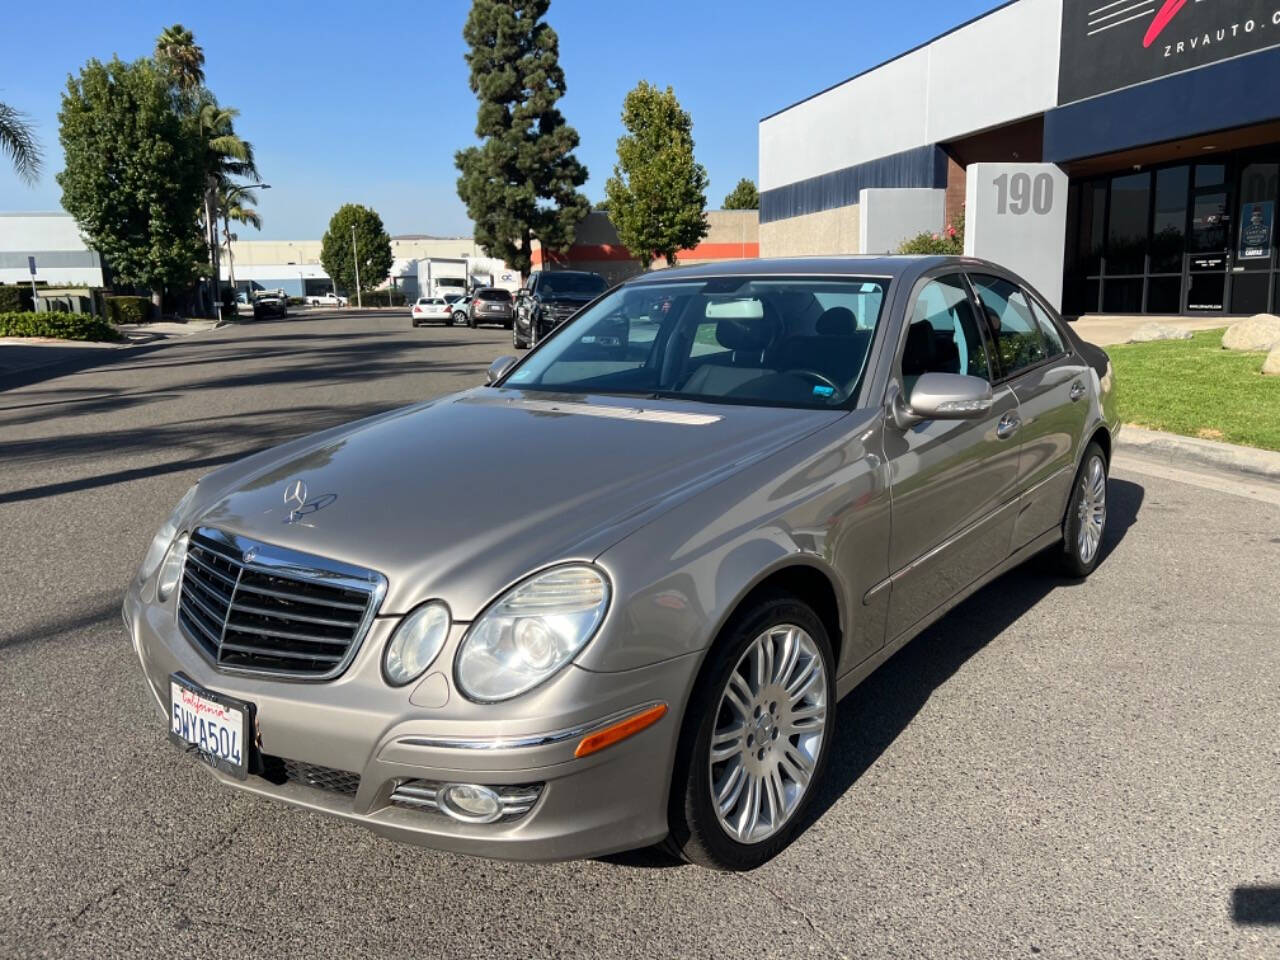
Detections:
0,0,994,240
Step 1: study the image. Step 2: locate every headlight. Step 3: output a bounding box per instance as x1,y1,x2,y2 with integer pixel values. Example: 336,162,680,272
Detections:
455,564,610,702
156,533,189,602
139,484,198,582
384,601,451,686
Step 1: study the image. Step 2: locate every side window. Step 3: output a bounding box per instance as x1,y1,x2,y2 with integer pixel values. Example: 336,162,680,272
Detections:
1028,297,1067,357
901,275,991,394
969,275,1049,378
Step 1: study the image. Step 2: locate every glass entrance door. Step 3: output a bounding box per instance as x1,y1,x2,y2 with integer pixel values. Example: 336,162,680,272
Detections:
1184,163,1232,313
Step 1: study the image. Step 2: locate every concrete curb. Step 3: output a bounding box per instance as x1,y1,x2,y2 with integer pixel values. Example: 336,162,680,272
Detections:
1117,425,1280,481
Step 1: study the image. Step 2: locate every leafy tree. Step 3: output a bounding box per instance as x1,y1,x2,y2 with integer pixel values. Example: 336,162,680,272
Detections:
605,81,709,267
0,101,41,184
155,24,205,94
57,57,206,310
455,0,589,279
722,177,759,210
319,204,393,298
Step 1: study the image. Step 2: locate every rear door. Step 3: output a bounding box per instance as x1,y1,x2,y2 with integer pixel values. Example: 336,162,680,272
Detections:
881,273,1022,642
968,274,1091,550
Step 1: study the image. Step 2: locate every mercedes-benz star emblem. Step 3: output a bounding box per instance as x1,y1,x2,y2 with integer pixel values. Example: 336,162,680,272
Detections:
284,479,309,513
282,478,337,524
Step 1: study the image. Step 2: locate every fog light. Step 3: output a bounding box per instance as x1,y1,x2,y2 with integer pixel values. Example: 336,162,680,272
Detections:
438,783,503,824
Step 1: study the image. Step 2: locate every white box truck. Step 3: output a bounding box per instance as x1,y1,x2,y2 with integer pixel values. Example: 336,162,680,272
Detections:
416,258,469,299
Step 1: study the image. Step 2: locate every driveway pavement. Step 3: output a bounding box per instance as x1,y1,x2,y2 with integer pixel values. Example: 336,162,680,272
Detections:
2,313,1278,959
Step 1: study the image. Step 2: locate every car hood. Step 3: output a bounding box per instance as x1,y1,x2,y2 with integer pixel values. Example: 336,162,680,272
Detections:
191,387,844,618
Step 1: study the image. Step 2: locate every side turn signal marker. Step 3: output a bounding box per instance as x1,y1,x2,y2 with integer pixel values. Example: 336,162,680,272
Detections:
574,703,668,758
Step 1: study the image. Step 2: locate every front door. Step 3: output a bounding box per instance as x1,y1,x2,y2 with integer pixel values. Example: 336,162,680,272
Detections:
1184,162,1233,314
882,274,1022,642
969,274,1091,549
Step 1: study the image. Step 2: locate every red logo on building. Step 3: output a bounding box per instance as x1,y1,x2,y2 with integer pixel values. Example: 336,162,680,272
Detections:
1143,0,1188,47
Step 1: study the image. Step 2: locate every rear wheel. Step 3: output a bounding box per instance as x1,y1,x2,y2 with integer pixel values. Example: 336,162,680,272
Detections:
666,593,834,871
1058,442,1108,577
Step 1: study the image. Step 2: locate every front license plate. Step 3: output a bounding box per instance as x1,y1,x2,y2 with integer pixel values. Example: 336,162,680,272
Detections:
167,674,252,779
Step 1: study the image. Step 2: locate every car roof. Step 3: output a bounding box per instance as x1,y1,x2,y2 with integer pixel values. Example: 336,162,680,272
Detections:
623,255,1008,284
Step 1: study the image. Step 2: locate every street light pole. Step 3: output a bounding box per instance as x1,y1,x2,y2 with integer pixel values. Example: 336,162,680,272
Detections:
351,225,363,308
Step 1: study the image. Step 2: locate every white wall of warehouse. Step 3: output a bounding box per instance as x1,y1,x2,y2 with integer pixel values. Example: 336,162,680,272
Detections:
759,0,1062,192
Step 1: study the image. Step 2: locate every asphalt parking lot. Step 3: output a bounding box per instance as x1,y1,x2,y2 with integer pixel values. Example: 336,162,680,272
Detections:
2,310,1278,959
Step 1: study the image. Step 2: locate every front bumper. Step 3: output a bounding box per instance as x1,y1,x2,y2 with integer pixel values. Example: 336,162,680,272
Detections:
123,584,694,862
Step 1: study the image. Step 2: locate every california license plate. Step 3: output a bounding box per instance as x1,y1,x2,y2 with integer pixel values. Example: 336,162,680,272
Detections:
168,674,251,779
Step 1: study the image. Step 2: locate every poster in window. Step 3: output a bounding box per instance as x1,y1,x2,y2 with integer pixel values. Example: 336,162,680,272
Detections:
1238,201,1274,260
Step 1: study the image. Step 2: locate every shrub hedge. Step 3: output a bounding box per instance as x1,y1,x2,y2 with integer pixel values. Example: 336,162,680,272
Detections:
0,286,31,312
103,295,153,325
0,311,123,342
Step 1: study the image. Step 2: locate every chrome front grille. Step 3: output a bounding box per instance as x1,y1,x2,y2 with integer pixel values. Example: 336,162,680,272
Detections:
178,527,386,680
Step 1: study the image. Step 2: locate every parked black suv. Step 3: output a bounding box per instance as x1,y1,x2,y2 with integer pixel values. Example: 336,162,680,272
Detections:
467,287,514,329
513,270,607,349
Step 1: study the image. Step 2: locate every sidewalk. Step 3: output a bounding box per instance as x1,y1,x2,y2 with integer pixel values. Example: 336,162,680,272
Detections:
1070,313,1227,346
0,318,219,388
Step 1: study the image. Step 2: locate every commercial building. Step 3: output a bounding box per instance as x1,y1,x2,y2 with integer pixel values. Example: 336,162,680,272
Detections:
226,235,486,298
0,213,104,288
759,0,1280,316
531,210,759,285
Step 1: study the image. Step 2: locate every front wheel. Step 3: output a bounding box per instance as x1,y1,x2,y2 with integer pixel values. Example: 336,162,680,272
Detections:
513,322,527,350
1058,442,1108,577
666,594,835,870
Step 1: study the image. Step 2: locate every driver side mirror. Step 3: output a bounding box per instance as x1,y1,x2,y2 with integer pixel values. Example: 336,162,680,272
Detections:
891,372,993,428
486,355,518,385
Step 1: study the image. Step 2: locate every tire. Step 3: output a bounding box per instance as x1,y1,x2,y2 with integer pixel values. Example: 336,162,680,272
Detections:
665,592,836,871
513,322,527,350
467,314,476,329
1057,441,1108,578
528,318,540,349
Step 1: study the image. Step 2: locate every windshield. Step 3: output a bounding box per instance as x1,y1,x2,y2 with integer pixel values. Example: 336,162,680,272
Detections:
539,272,606,296
503,276,889,409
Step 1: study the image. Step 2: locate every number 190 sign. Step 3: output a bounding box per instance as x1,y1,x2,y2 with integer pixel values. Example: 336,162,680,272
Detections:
965,163,1069,310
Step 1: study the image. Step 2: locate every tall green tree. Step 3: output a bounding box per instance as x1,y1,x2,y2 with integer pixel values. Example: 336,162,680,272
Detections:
154,24,205,94
454,0,589,280
319,204,393,298
722,177,759,211
219,183,263,299
0,101,41,184
605,81,709,268
57,57,206,310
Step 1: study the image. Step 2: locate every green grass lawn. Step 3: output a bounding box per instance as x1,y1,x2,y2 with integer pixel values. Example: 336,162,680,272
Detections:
1106,328,1280,452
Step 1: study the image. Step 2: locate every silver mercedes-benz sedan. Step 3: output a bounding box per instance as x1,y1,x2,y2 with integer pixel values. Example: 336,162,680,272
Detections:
124,256,1118,870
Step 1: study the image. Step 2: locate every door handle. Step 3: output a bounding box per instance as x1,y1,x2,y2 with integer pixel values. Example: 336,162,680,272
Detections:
1069,380,1086,401
996,413,1021,439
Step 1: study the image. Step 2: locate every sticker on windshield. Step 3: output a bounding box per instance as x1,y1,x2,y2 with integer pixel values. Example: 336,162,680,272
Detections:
812,385,835,397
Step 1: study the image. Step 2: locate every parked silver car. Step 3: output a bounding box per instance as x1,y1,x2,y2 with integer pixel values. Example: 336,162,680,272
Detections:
124,256,1118,870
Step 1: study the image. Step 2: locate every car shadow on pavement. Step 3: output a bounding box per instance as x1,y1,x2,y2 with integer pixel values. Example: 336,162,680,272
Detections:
606,477,1145,870
1232,886,1280,925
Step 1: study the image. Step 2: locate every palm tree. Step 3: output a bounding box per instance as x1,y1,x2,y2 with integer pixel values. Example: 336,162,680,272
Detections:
0,101,41,184
219,183,263,301
196,97,258,314
155,24,205,94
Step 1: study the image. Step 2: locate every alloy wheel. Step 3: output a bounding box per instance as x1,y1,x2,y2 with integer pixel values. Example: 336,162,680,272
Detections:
1076,455,1107,564
708,624,827,844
